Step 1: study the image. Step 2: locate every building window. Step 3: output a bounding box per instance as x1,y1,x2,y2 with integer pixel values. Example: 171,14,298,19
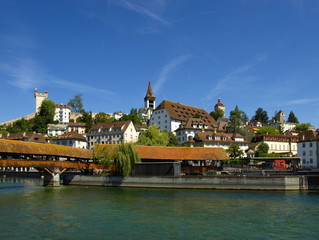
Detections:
310,150,313,156
302,143,305,148
303,151,306,156
310,142,313,147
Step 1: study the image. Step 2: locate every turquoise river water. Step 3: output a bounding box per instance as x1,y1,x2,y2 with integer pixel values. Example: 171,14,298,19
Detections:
0,177,319,240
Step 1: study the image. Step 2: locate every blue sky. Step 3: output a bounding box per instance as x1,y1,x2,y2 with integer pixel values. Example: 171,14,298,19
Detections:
1,0,319,128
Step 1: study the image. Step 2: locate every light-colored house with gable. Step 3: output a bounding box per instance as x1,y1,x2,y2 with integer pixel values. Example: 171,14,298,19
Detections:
87,121,137,149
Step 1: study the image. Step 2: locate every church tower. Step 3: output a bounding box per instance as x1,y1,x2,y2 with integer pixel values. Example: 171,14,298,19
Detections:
214,97,225,118
144,81,156,110
34,89,48,113
139,82,156,124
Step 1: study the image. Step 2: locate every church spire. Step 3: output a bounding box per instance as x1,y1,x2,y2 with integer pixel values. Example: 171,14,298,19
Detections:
145,81,155,99
144,81,156,109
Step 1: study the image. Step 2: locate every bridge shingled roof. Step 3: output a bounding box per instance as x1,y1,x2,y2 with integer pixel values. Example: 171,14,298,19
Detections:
0,139,92,159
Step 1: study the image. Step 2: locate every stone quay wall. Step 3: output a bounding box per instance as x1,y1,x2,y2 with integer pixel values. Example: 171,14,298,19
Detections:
63,175,311,191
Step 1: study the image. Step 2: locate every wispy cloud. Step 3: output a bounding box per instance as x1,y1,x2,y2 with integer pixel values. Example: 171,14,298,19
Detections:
279,98,319,106
205,56,266,101
119,0,169,25
154,55,191,93
0,58,115,95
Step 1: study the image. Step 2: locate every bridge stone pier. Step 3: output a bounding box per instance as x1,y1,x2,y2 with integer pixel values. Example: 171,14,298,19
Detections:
42,167,66,187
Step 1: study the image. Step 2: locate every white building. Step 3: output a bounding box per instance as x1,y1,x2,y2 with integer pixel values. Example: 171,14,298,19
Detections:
251,134,300,156
54,104,72,124
87,121,138,149
54,131,87,149
175,118,215,145
66,122,86,134
297,130,319,169
185,132,249,156
149,100,216,133
47,124,67,137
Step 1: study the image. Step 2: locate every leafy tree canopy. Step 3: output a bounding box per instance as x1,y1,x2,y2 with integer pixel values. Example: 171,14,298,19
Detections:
94,112,114,124
226,144,244,159
225,106,246,135
94,143,140,177
287,111,299,123
120,108,142,125
68,94,83,113
137,125,169,146
209,108,224,121
256,142,269,156
250,108,269,124
255,126,279,135
77,110,94,132
294,123,310,131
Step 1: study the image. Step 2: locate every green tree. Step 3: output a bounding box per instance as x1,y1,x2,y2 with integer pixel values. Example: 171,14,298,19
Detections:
225,106,246,135
5,118,32,133
120,109,142,125
137,125,169,146
255,126,279,135
294,123,310,131
251,108,269,125
167,131,179,146
32,99,56,133
256,142,269,156
93,144,116,166
68,94,83,113
287,111,299,123
271,111,280,123
77,110,94,132
226,144,244,159
115,143,141,177
94,112,114,124
210,108,224,121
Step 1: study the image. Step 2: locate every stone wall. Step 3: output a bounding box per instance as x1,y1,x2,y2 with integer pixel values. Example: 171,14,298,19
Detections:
63,175,309,190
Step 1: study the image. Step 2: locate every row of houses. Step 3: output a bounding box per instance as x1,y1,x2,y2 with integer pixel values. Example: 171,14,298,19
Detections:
2,85,318,170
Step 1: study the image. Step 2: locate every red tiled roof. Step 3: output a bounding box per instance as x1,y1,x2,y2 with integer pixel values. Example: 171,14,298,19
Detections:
88,121,132,135
135,145,228,161
155,100,216,126
0,139,92,159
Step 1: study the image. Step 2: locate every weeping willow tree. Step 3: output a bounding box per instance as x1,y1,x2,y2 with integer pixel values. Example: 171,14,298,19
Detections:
116,143,140,177
93,143,140,177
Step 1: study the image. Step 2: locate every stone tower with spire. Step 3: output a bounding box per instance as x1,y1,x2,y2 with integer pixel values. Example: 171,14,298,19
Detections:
34,89,48,113
214,97,225,118
139,82,156,124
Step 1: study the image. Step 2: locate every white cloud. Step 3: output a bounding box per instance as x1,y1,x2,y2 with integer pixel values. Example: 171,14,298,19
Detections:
154,55,191,93
119,0,169,25
205,56,266,101
281,98,319,106
0,58,115,95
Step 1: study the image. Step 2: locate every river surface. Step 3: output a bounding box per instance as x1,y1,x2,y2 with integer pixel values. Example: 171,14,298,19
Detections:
1,177,318,240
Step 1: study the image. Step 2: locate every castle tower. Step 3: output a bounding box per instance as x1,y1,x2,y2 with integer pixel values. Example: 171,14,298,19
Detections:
34,89,48,113
278,110,285,124
144,81,156,110
214,97,225,117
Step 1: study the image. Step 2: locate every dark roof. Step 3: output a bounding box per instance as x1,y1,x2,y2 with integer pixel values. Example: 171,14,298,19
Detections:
155,100,216,126
144,82,155,101
54,131,86,141
0,133,48,143
194,132,249,144
175,118,215,132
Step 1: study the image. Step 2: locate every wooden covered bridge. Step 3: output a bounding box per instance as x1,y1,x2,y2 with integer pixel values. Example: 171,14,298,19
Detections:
0,139,104,186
